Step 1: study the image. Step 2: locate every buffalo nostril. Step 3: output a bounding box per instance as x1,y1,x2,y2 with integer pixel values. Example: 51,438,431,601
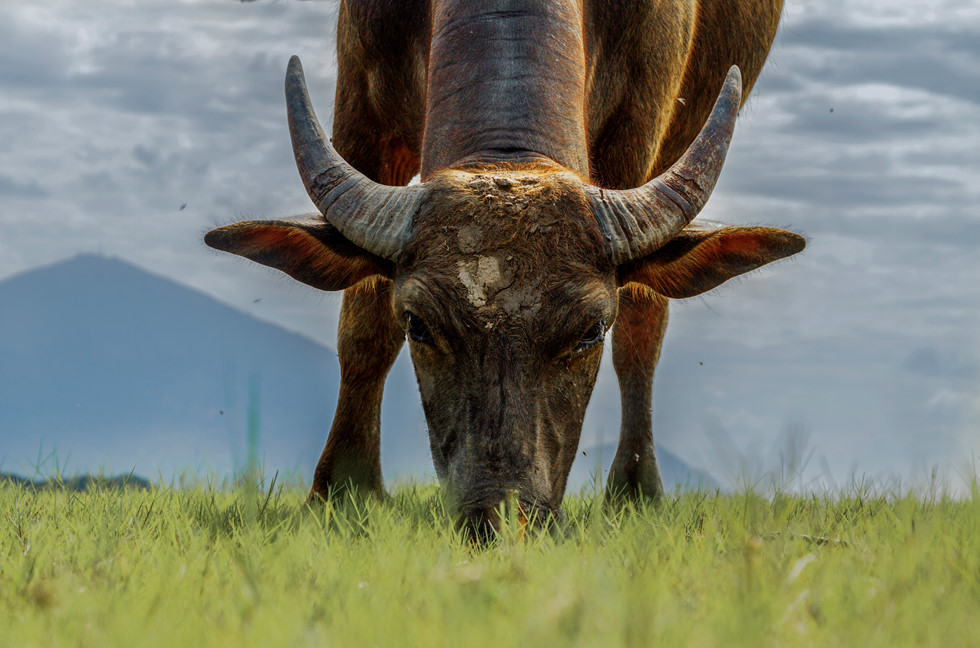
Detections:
459,507,501,545
458,492,531,544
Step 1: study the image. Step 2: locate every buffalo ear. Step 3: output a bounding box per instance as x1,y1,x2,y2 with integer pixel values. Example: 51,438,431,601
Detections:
617,222,806,298
205,217,393,291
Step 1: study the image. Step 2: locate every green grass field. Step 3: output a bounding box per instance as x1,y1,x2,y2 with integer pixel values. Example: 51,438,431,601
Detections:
2,479,978,647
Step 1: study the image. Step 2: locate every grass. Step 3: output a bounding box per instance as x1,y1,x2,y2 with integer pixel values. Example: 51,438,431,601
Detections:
2,479,978,647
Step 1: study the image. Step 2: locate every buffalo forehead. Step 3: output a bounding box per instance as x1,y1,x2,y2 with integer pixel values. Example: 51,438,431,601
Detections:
403,170,608,320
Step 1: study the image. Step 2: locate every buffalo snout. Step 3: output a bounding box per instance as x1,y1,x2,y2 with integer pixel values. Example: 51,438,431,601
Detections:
458,504,504,544
456,491,556,544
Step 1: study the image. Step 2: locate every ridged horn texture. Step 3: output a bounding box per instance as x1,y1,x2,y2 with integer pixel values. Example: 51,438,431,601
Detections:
286,55,423,261
587,66,743,265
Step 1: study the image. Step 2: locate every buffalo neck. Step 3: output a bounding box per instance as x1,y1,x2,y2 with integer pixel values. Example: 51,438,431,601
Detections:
421,0,590,180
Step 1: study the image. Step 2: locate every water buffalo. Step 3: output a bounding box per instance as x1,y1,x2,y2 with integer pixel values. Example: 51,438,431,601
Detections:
206,0,803,537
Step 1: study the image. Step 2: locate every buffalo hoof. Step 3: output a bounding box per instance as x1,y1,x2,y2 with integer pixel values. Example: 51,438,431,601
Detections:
307,473,385,504
605,447,665,502
308,450,385,503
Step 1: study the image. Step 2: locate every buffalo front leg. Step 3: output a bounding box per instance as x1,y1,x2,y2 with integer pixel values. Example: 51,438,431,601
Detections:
310,276,404,500
607,284,668,501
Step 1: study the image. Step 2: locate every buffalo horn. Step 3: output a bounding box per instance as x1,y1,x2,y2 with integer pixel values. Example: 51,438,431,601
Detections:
587,66,743,265
285,55,422,261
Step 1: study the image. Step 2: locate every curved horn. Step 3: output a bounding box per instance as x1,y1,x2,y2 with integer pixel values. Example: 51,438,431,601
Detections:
286,55,423,261
587,66,743,264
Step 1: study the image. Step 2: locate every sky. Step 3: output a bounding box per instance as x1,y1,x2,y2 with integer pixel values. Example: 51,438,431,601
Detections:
0,0,978,492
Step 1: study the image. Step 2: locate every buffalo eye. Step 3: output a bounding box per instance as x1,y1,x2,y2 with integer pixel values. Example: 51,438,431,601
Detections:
576,320,606,351
406,312,433,345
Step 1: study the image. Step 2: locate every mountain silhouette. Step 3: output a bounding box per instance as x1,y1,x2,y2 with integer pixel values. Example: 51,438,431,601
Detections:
567,442,720,494
1,471,151,491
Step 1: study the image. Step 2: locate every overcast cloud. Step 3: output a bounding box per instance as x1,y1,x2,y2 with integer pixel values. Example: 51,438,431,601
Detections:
0,0,977,491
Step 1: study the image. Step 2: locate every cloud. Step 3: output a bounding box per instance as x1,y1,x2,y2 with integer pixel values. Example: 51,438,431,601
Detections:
903,346,979,380
778,20,980,105
0,174,47,198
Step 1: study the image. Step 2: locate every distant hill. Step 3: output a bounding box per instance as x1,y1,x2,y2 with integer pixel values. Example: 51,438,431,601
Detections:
0,472,151,491
567,442,720,494
0,254,714,491
0,254,429,481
